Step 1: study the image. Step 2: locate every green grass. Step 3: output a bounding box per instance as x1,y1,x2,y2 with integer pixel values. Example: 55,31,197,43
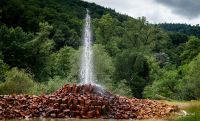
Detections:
168,100,200,121
175,106,200,121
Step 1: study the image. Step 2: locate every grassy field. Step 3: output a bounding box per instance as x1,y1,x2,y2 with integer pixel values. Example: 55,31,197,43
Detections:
167,100,200,121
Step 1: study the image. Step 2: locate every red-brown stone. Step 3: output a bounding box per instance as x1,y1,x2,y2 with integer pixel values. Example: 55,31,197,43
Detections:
0,84,178,120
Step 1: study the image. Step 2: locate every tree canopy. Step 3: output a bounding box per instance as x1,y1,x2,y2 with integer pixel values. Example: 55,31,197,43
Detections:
0,0,200,100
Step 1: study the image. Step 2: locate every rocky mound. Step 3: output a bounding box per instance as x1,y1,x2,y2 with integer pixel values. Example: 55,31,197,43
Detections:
0,84,178,120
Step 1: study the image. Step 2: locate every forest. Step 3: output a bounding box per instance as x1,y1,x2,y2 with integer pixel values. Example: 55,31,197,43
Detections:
0,0,200,101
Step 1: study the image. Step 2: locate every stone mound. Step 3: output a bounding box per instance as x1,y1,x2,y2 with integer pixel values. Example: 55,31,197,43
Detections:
0,84,178,120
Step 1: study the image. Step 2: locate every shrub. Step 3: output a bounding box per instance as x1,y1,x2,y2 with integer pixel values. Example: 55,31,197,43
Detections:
45,76,70,94
0,67,34,94
30,83,46,95
0,58,8,82
110,80,132,97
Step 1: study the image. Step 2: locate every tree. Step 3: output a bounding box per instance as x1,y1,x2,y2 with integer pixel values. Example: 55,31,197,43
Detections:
24,22,54,81
94,14,121,45
181,53,200,100
0,25,33,68
120,19,169,52
42,46,75,80
143,69,180,99
115,49,150,98
93,44,114,86
159,23,200,38
180,36,200,63
169,32,188,46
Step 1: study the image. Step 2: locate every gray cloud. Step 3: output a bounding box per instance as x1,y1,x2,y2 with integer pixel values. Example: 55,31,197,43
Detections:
83,0,200,25
156,0,200,18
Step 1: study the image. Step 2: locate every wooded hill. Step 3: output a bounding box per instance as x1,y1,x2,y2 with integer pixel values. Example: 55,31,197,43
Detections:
0,0,200,100
159,23,200,38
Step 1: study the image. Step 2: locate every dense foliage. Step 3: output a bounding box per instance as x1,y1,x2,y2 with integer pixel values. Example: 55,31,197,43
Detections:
159,23,200,38
0,0,200,100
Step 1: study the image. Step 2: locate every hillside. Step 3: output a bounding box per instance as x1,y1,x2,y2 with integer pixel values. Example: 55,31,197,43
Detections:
0,0,128,80
0,0,200,102
158,23,200,38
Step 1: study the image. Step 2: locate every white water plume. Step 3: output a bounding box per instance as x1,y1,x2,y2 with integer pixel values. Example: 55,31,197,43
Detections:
80,10,95,84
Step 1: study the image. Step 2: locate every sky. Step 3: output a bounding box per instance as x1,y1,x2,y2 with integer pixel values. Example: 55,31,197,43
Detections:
83,0,200,25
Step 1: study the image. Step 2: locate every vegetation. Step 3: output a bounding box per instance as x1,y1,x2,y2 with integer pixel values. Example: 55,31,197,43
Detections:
0,0,200,101
0,67,34,94
168,101,200,121
158,23,200,38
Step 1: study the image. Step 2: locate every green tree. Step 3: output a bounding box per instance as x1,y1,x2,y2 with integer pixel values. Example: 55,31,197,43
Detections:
94,14,118,44
169,32,188,46
143,69,180,99
120,19,169,52
115,49,150,98
93,14,122,56
0,25,33,68
181,53,200,100
180,36,200,63
53,24,81,50
42,46,75,80
93,44,114,86
25,22,54,81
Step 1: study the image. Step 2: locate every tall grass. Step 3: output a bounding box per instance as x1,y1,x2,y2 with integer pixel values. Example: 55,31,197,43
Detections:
169,101,200,121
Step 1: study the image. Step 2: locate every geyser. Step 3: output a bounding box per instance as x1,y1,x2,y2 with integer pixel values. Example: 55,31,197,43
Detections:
80,10,95,84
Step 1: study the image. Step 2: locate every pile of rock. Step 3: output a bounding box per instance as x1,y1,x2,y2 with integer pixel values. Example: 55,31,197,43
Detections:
0,84,178,120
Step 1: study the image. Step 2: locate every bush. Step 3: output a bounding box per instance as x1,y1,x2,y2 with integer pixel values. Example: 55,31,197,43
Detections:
143,69,180,99
30,77,71,95
0,57,9,82
30,83,46,95
110,80,132,97
0,67,34,95
45,76,70,94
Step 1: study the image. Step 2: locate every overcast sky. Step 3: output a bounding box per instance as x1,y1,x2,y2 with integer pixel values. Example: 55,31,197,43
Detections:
83,0,200,25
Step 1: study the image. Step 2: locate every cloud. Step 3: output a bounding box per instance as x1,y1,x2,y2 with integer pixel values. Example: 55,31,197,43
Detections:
83,0,200,25
156,0,200,19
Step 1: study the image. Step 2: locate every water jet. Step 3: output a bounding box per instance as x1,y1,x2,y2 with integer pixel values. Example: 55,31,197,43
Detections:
80,9,95,85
